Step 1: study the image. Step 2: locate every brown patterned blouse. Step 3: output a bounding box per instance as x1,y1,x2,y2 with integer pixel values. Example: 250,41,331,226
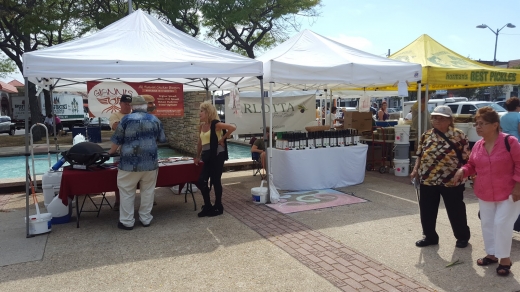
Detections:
416,126,470,187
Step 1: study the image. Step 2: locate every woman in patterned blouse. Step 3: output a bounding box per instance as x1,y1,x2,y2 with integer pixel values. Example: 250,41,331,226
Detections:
410,105,471,249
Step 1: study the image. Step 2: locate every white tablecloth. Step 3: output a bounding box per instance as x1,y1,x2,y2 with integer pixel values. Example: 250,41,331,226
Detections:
270,144,368,191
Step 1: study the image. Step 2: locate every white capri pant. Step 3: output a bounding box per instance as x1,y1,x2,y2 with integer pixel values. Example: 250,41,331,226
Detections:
479,195,520,258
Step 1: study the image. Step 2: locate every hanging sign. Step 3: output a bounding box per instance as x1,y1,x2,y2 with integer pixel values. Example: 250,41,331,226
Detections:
87,81,184,118
225,93,315,134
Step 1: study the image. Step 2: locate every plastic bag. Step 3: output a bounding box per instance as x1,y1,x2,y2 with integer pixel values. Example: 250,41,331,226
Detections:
73,133,86,145
269,173,280,203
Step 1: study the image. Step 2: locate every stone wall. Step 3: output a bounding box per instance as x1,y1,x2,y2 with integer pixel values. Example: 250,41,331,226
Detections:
160,91,206,156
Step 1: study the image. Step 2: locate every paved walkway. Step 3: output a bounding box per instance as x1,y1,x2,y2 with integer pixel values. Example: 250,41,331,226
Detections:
3,167,520,291
224,187,433,292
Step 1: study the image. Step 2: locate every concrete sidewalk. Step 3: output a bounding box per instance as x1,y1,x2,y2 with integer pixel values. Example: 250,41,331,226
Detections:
2,169,520,291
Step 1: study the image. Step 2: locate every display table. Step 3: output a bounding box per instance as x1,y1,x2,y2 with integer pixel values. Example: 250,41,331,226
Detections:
270,144,368,191
59,161,203,227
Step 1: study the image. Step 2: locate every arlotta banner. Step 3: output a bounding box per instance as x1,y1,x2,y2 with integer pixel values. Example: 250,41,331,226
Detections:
87,81,184,118
225,93,315,134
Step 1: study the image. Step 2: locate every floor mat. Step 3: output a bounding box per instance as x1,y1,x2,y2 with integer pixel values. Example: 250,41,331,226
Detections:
266,189,367,214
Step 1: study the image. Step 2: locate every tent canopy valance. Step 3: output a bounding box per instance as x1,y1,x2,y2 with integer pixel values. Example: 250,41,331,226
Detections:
229,30,422,91
22,9,263,91
377,34,520,91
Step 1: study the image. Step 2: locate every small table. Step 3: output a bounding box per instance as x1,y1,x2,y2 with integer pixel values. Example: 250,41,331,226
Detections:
270,144,368,191
59,161,203,227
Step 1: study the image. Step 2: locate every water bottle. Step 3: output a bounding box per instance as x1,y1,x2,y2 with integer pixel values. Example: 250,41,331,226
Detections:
51,157,66,171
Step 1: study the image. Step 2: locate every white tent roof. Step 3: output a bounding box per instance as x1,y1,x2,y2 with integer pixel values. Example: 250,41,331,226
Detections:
22,9,262,91
233,30,421,91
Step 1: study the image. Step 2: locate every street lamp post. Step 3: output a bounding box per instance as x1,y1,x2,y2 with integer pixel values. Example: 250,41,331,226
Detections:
476,23,516,66
477,23,515,101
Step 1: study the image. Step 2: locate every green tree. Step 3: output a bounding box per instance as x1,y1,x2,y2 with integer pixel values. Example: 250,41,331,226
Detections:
0,0,89,139
81,0,201,36
0,56,16,78
201,0,321,58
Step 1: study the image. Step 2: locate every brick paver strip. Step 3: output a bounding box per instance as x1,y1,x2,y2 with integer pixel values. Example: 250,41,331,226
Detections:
223,187,434,292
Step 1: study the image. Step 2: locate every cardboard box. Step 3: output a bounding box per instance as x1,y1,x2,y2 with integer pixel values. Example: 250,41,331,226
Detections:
342,110,373,132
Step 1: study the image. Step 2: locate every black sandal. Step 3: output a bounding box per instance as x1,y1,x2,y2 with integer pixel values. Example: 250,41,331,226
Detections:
477,257,498,266
496,263,512,276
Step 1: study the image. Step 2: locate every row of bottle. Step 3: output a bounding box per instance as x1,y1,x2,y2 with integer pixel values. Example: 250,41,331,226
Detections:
275,130,360,150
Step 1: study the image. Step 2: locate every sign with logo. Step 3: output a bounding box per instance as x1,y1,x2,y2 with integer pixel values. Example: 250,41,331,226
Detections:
225,93,315,134
87,81,184,118
40,93,85,121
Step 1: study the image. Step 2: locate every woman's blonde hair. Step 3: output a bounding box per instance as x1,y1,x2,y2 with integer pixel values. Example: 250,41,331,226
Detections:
200,101,219,123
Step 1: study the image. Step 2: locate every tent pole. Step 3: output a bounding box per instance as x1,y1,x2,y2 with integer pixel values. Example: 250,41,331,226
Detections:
204,79,210,101
49,89,58,153
424,85,429,133
212,90,215,106
268,82,274,203
257,76,269,203
417,82,422,139
24,78,32,238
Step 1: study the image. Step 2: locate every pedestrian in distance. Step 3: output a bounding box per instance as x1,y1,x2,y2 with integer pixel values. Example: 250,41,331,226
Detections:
377,101,389,121
500,97,520,140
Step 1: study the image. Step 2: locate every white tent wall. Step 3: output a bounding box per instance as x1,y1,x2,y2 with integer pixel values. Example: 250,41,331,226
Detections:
21,9,264,238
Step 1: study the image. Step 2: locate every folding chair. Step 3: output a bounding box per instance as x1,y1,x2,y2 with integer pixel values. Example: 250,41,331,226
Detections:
252,152,262,177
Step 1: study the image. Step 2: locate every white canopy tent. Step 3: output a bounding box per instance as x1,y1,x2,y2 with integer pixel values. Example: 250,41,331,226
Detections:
232,30,421,91
23,9,263,92
229,30,422,203
21,9,263,238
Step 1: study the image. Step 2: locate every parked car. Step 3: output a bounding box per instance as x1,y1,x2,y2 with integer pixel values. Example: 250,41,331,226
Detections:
85,117,111,130
495,100,506,109
0,116,16,135
446,101,507,117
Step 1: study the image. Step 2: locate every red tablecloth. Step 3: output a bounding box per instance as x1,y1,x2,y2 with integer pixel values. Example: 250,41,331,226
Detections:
59,162,203,205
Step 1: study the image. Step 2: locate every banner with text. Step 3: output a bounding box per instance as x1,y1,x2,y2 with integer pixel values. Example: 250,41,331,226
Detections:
225,93,315,134
87,81,184,118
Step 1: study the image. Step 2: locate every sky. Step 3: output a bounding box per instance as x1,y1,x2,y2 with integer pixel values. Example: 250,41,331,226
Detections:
2,0,520,83
297,0,520,61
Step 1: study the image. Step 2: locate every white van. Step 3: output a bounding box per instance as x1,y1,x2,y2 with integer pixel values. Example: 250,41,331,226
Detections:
403,97,468,118
446,101,507,117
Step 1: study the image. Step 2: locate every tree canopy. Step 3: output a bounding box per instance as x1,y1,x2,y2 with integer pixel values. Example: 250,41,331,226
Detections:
201,0,321,58
0,56,16,79
0,0,320,138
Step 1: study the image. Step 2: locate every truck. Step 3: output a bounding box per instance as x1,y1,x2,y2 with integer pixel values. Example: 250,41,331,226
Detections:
11,93,87,130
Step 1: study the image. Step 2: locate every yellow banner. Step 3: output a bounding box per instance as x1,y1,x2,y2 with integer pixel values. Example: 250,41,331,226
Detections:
385,34,520,89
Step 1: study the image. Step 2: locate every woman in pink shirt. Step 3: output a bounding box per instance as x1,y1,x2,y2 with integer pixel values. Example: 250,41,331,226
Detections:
454,107,520,276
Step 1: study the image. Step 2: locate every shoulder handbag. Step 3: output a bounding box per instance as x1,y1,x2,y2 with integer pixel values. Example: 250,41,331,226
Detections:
433,128,466,167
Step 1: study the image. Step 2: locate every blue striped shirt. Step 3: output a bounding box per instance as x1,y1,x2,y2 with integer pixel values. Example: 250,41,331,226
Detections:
111,110,167,172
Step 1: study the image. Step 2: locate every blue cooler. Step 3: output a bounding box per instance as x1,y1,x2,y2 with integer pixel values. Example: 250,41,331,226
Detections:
375,120,398,127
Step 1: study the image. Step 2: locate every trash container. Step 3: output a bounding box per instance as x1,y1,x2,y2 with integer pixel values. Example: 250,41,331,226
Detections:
86,127,101,143
71,127,86,139
71,127,101,143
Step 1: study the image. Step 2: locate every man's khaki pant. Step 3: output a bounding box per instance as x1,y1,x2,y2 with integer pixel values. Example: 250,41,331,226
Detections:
117,169,158,227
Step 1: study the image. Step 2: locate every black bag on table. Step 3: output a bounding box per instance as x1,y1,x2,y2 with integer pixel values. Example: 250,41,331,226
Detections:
61,142,110,169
